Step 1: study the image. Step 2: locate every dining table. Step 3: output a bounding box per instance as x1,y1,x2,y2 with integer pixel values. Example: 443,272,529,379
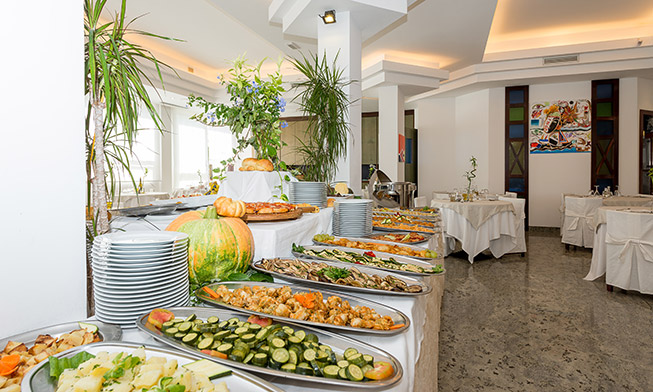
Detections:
585,206,653,294
430,199,524,263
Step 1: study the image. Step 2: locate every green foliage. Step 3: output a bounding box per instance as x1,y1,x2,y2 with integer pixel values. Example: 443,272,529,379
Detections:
188,55,287,181
463,156,478,197
289,52,353,183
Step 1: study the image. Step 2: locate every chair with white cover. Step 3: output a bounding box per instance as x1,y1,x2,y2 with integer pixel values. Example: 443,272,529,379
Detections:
561,196,603,248
498,196,526,255
414,196,427,208
504,192,517,198
432,191,450,200
604,209,653,294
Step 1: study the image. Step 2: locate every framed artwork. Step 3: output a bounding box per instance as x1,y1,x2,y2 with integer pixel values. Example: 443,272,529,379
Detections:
529,99,591,153
398,134,405,162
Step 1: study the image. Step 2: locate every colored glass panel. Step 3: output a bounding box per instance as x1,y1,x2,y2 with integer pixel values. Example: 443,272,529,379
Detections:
596,84,613,99
509,107,524,122
597,102,612,117
509,178,525,192
596,120,613,136
509,90,524,104
509,124,524,138
596,178,614,193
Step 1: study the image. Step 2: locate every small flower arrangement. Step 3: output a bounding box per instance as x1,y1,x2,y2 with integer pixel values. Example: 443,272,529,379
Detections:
463,156,478,201
188,55,288,180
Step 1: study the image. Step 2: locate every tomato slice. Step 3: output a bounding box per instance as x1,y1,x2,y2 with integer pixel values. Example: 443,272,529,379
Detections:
364,361,394,380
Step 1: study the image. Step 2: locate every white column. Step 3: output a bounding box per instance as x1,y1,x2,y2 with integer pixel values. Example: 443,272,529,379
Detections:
378,85,405,181
318,11,362,194
0,0,86,337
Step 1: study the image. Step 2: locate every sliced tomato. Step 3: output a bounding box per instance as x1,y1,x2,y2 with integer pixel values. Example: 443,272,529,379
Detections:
364,361,394,380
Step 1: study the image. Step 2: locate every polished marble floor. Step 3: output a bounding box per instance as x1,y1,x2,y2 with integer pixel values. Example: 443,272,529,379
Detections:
438,229,653,392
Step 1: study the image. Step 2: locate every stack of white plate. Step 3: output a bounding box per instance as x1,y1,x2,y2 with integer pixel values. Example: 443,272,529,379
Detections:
289,181,327,207
91,232,190,328
332,199,373,237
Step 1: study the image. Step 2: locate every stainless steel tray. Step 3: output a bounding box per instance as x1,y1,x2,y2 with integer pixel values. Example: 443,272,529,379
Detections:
312,236,437,261
110,204,180,217
22,341,283,392
372,224,440,235
197,282,410,335
366,232,431,245
0,320,121,350
293,245,442,277
136,307,403,389
251,258,432,296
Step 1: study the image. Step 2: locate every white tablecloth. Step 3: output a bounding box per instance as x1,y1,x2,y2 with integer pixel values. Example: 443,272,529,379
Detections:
431,200,522,263
110,209,332,261
217,171,296,202
586,206,653,293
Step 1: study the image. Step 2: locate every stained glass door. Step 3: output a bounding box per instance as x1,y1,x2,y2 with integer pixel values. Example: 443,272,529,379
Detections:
591,79,619,192
505,86,529,226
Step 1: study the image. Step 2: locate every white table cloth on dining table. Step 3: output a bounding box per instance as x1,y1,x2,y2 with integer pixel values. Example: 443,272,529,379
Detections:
430,200,521,263
585,206,653,294
110,208,333,261
217,171,297,202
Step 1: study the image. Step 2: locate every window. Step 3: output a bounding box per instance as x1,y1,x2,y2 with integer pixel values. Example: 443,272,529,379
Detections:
115,114,162,191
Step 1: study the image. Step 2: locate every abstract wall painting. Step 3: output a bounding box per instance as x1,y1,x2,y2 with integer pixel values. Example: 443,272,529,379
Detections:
529,99,591,153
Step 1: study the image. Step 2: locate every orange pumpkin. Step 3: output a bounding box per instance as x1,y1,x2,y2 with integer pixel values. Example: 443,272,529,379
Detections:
166,210,205,232
213,196,246,218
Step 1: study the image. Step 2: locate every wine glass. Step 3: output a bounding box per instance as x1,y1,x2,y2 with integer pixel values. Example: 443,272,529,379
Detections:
615,185,621,196
593,185,600,196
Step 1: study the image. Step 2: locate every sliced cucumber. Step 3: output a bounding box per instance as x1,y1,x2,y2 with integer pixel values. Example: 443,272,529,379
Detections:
348,353,366,367
178,322,192,333
183,359,231,380
305,333,319,343
174,332,186,339
216,343,233,355
303,348,317,362
241,333,256,343
288,335,302,344
182,332,199,345
293,330,306,342
207,316,220,324
197,337,214,350
223,334,239,343
363,354,374,365
344,348,359,360
288,350,298,365
323,365,340,379
337,360,349,368
345,364,364,382
234,326,249,336
252,353,268,367
281,363,296,373
164,327,179,336
184,314,197,322
271,348,290,364
270,337,286,349
296,362,313,376
161,321,175,332
228,349,246,362
338,367,348,380
214,330,230,341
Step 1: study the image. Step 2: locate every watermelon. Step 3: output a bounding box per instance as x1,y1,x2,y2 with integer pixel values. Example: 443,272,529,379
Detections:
173,207,254,285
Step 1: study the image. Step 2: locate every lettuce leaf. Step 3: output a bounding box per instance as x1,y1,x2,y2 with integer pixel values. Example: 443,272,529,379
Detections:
49,351,95,380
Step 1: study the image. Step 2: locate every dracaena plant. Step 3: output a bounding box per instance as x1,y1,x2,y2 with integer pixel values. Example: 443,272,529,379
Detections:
187,55,288,181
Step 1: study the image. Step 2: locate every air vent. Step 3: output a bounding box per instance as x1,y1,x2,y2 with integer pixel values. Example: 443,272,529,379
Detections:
543,54,579,65
287,42,301,50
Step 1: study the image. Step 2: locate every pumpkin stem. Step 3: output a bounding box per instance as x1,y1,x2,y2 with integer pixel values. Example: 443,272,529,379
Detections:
204,206,218,219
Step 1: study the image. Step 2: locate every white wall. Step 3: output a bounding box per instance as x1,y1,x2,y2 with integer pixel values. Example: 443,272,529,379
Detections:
528,81,592,227
0,2,86,337
620,78,639,194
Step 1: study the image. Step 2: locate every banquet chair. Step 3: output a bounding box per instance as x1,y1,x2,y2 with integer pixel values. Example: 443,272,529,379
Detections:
432,191,450,200
561,196,603,248
504,192,517,198
605,210,653,294
414,196,426,208
498,196,526,255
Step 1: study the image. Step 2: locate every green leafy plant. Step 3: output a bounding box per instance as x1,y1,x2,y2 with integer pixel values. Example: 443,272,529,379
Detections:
463,156,478,201
188,55,288,181
85,0,178,234
289,52,353,183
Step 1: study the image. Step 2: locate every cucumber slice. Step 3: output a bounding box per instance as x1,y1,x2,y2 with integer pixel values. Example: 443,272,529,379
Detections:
228,349,246,362
316,350,329,363
303,349,317,362
252,353,268,367
174,332,186,339
241,333,256,343
270,337,286,349
323,365,340,379
361,364,374,376
288,335,302,344
207,316,220,324
305,333,318,343
345,364,364,382
337,360,349,368
161,321,175,332
338,367,348,380
164,327,178,336
202,332,214,339
288,350,298,365
282,326,294,335
197,337,214,350
218,321,229,329
281,363,296,373
243,352,254,365
227,317,240,325
248,323,262,333
319,344,332,353
183,359,231,380
182,332,199,345
309,360,322,377
293,330,306,342
296,362,313,376
211,340,222,350
268,357,282,370
344,348,359,360
214,330,230,340
223,334,239,343
363,354,374,365
288,344,303,358
216,343,233,354
184,314,197,322
271,348,290,364
234,327,249,336
258,345,271,355
255,328,270,342
191,324,201,333
178,322,192,333
349,353,366,367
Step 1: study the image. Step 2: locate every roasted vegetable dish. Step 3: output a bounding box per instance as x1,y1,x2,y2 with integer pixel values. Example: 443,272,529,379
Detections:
201,285,402,331
293,244,443,274
151,310,394,382
372,218,435,233
0,325,101,392
313,234,437,258
257,258,424,293
368,232,428,244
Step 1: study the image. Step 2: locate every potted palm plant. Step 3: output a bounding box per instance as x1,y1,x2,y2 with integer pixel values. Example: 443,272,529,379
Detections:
289,52,352,186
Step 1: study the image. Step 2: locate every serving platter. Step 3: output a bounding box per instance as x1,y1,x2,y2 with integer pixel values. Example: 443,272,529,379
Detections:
110,204,181,217
0,320,121,352
366,232,431,245
244,208,303,222
197,282,410,335
136,307,403,389
152,194,219,208
22,341,283,392
293,244,442,277
372,224,439,235
312,236,437,261
251,257,432,297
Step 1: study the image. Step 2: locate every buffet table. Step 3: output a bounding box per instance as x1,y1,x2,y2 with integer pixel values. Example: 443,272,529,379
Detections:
217,171,296,202
585,206,653,294
116,274,444,392
111,209,333,261
430,199,523,263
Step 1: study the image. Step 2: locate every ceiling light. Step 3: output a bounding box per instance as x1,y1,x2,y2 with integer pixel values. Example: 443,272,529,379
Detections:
320,10,336,24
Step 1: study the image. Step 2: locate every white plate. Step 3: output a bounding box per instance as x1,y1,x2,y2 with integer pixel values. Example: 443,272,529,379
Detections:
91,262,186,277
93,267,187,282
93,279,188,297
94,286,188,303
93,272,188,289
94,232,188,246
94,239,188,251
96,292,189,312
92,248,188,261
95,297,190,321
93,242,188,253
91,252,188,266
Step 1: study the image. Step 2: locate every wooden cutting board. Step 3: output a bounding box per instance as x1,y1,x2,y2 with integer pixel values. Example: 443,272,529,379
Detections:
243,208,303,222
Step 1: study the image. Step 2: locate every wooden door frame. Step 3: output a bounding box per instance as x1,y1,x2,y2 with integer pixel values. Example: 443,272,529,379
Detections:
590,79,619,190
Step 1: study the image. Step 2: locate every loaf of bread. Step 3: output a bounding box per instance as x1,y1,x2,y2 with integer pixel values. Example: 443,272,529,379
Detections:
239,158,274,172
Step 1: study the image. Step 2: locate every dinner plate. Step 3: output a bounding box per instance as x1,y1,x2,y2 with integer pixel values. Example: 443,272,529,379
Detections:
0,320,121,352
136,307,402,389
94,240,188,251
94,285,188,304
91,262,187,277
92,246,188,259
252,258,432,297
93,275,188,296
92,272,188,289
21,342,283,392
96,291,189,312
91,252,188,267
95,296,190,321
93,267,187,282
94,231,188,246
197,281,410,335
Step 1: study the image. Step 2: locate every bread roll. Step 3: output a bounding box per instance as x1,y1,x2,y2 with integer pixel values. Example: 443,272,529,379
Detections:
239,158,273,172
256,159,274,171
